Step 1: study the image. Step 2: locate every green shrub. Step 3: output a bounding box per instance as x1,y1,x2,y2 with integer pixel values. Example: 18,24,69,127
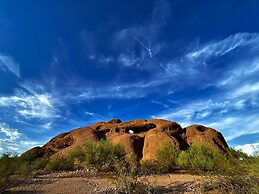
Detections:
0,153,13,172
249,157,259,176
156,141,180,172
14,152,45,177
221,147,259,176
83,140,125,171
219,148,249,175
44,157,74,172
31,158,49,171
0,153,14,192
20,152,38,162
246,146,259,176
17,161,32,177
0,173,9,193
227,147,249,160
176,143,225,172
67,146,85,162
67,146,86,170
246,154,259,177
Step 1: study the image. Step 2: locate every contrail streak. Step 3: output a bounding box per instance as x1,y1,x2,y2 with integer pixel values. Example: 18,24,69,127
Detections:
131,36,172,75
132,36,153,58
158,62,174,75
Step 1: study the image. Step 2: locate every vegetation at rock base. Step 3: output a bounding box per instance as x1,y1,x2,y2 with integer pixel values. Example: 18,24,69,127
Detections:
0,140,258,193
67,140,125,172
156,141,180,172
44,157,74,172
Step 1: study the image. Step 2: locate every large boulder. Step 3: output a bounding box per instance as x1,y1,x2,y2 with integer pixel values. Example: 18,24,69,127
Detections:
26,126,98,158
185,124,228,152
109,133,144,158
142,131,181,161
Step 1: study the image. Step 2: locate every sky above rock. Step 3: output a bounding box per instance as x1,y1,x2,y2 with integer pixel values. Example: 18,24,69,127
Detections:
0,0,259,155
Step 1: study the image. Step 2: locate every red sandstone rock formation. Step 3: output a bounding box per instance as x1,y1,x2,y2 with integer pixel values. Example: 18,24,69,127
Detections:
24,119,229,161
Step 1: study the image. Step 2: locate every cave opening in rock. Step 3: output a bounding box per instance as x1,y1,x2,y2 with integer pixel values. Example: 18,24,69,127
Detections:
125,123,156,134
196,126,205,132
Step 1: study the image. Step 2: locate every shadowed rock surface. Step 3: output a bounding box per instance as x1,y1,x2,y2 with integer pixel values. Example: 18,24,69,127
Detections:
24,119,229,161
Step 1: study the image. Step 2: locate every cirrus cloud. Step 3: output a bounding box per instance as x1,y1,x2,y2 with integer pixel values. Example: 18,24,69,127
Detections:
0,54,20,78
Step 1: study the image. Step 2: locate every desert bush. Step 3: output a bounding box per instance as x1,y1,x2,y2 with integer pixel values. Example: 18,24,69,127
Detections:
176,143,226,172
83,140,125,171
19,152,39,162
67,146,86,170
123,154,140,176
17,161,32,177
44,157,74,172
31,158,49,171
140,160,161,175
195,175,259,194
114,153,140,176
248,156,259,176
67,146,85,162
0,153,14,192
227,147,249,160
113,175,155,194
223,147,259,176
0,169,10,193
245,151,259,177
219,148,250,175
15,153,41,177
156,141,180,172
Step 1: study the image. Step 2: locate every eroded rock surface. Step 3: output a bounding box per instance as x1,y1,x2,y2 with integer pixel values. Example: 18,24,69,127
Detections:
24,119,229,161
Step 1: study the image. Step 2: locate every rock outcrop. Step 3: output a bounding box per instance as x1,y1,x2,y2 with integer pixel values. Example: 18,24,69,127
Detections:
24,119,229,161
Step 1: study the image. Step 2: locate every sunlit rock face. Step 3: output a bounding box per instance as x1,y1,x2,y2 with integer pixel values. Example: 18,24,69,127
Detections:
24,119,229,161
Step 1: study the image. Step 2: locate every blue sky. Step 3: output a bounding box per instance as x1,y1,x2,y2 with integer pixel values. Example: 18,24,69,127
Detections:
0,0,259,155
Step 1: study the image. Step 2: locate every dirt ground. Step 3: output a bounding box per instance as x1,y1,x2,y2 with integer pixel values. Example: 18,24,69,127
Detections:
6,171,209,194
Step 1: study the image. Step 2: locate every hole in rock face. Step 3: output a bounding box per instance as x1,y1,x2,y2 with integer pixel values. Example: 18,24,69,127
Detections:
196,126,205,132
95,130,107,140
125,123,156,134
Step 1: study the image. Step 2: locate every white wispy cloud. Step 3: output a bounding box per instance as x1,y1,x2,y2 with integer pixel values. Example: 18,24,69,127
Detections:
207,114,259,141
0,123,44,155
85,111,95,116
154,99,229,121
118,53,141,67
153,80,259,141
151,100,169,108
160,33,259,85
0,123,22,153
0,54,20,77
70,79,167,100
0,123,21,141
0,91,58,120
186,33,259,62
231,82,259,98
84,111,108,121
218,57,259,87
